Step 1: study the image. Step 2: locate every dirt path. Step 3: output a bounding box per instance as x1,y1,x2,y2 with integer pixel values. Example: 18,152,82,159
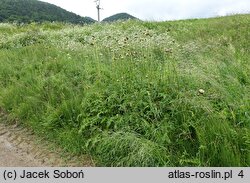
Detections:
0,125,42,166
0,110,93,167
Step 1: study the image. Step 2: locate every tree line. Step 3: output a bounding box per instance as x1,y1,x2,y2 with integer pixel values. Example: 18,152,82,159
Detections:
0,0,95,24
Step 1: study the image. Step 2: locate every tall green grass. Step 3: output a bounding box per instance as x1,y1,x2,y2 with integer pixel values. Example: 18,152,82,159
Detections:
0,15,249,166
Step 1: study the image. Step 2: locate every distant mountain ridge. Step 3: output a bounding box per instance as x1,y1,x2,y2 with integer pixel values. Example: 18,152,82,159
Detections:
0,0,95,24
102,13,139,22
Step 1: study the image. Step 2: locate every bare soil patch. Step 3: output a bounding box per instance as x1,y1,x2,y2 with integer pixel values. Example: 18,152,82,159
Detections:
0,110,93,167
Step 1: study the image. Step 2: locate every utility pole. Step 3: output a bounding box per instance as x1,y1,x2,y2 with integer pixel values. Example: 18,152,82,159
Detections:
95,0,102,22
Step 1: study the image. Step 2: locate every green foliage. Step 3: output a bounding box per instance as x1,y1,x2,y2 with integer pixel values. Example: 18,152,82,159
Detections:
0,14,249,166
0,0,95,24
102,13,139,22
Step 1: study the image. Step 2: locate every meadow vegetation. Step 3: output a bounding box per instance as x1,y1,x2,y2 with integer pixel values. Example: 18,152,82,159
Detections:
0,14,249,166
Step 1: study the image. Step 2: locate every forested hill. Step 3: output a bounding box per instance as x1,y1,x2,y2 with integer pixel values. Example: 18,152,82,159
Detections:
102,13,139,22
0,0,95,24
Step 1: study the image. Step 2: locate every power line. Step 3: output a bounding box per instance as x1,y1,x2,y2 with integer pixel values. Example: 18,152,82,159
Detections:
94,0,102,22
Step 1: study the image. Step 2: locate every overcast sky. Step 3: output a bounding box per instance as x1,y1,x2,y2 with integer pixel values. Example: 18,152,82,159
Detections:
40,0,250,21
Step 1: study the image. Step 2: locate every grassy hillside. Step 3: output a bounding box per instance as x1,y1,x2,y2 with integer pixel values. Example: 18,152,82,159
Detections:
102,13,138,22
0,14,249,166
0,0,95,24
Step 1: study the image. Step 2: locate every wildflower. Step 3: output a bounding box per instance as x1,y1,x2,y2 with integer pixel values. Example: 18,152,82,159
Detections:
198,89,205,95
164,48,173,53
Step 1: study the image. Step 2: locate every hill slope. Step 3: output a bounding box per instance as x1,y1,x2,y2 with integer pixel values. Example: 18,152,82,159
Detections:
102,13,138,22
0,14,249,167
0,0,95,24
